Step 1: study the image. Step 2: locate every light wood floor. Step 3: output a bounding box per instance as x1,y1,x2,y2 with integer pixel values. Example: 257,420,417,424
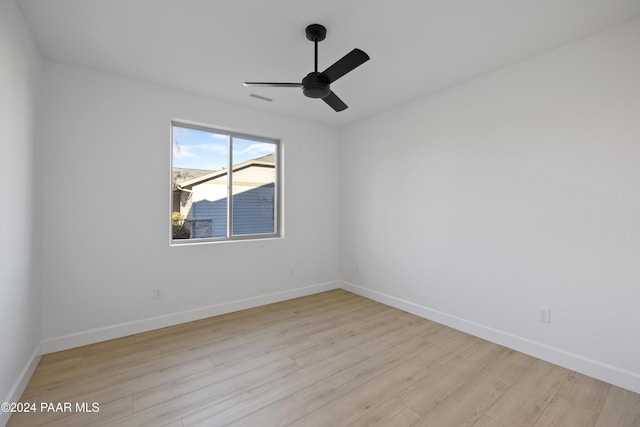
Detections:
8,289,640,427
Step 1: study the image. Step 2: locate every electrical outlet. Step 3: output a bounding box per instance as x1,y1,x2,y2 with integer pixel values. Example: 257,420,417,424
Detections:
153,288,162,300
538,308,551,324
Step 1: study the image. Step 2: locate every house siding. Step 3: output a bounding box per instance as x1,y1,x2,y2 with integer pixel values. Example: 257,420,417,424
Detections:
177,163,276,238
232,184,275,235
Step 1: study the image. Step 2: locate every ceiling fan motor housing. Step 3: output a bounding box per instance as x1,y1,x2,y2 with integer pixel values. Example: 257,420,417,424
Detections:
302,72,330,98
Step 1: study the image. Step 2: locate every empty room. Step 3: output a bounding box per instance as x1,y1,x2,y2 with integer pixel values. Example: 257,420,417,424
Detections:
2,0,640,426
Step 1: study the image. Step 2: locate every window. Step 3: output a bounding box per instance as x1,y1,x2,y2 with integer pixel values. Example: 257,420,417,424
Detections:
171,122,281,243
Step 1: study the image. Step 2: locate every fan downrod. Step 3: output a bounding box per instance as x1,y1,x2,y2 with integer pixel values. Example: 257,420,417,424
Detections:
305,24,326,42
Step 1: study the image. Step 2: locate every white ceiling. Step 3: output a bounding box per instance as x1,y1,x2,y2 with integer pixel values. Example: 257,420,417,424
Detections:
18,0,640,128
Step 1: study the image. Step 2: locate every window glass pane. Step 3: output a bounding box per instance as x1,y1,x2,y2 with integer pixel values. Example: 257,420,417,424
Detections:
231,137,277,236
172,125,228,239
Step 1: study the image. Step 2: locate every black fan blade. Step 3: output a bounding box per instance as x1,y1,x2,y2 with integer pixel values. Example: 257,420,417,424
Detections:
322,91,348,112
321,48,370,83
243,82,302,87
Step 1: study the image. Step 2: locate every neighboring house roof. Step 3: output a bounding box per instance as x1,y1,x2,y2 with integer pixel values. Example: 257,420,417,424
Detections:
173,168,214,185
175,154,275,190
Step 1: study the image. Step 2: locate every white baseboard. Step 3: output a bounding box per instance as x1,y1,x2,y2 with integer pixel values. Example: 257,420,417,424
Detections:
1,343,41,427
341,281,640,395
41,281,340,354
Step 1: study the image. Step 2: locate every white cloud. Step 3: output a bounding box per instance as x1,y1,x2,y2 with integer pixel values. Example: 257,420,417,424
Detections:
193,143,227,153
173,144,197,159
234,143,275,157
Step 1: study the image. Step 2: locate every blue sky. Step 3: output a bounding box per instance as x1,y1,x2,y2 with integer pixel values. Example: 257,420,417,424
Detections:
172,126,275,170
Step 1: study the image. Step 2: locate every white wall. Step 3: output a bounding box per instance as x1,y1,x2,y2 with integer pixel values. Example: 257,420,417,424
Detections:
40,62,340,350
0,0,43,416
340,19,640,393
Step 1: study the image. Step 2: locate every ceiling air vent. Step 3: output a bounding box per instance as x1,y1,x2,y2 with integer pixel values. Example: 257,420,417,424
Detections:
249,93,273,102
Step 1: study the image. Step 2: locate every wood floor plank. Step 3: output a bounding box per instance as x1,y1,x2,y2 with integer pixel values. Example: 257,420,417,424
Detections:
398,339,506,415
238,298,379,342
287,355,435,427
290,333,486,427
416,328,479,364
351,397,419,427
24,332,244,400
24,345,162,393
49,356,213,407
472,414,511,427
293,333,434,411
7,289,640,427
554,371,610,411
225,397,307,427
290,312,416,367
133,356,298,413
533,396,600,427
595,385,640,427
99,357,300,427
532,371,611,427
181,347,369,426
304,304,398,344
412,349,535,426
485,359,570,426
356,318,449,357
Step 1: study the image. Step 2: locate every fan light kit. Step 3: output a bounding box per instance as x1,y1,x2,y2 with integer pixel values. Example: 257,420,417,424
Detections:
244,24,370,112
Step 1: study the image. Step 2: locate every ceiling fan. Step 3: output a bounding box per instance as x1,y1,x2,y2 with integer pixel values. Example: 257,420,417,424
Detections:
244,24,370,112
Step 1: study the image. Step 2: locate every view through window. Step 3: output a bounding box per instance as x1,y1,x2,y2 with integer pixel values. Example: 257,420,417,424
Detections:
171,122,280,242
